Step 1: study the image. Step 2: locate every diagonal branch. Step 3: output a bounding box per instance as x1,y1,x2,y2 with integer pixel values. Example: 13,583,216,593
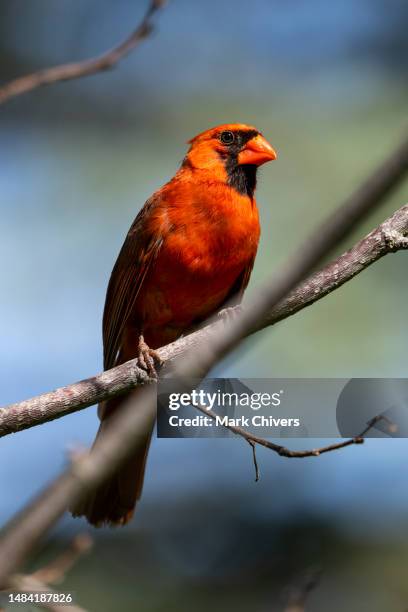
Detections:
0,0,166,105
0,202,407,439
259,199,408,330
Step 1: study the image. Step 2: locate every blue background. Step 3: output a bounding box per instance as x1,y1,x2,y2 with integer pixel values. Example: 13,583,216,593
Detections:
1,1,408,609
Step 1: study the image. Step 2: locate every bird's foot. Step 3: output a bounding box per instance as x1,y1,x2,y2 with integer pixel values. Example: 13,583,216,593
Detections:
217,305,243,324
137,335,163,379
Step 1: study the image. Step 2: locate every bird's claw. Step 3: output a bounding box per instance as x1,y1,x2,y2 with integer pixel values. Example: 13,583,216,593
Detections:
137,335,163,379
217,305,243,324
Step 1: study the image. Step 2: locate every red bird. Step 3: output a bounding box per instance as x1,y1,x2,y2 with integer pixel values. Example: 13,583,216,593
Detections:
71,123,276,526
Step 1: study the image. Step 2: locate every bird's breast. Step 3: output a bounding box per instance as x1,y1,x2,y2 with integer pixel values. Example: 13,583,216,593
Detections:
138,187,260,331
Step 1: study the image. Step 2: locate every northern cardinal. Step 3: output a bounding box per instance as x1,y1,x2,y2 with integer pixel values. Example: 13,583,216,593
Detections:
71,124,276,526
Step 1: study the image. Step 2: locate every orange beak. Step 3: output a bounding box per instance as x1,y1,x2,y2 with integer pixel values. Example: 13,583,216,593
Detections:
238,134,277,166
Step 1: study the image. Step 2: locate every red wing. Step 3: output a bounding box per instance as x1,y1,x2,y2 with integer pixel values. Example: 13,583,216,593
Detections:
103,198,163,370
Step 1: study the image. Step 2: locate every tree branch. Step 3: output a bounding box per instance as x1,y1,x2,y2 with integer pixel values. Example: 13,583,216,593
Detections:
0,0,166,105
0,202,407,439
30,534,92,585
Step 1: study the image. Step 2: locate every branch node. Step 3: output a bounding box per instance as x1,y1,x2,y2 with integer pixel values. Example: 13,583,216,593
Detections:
381,226,408,252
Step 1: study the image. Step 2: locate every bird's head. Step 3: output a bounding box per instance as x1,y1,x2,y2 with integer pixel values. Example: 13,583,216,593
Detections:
183,123,277,197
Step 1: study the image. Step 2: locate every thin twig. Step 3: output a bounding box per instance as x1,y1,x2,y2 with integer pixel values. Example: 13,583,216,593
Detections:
0,0,166,105
193,407,392,460
248,440,260,482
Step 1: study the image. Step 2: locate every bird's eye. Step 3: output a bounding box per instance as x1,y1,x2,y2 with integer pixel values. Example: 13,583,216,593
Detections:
220,131,235,145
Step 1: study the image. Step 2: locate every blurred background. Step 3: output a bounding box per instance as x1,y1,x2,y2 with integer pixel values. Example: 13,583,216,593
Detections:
1,0,408,610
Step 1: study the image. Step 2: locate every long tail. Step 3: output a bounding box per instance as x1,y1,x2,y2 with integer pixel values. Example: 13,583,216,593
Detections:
70,395,154,527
